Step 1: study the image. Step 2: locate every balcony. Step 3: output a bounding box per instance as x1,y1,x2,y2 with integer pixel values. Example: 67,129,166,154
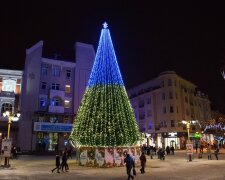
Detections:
48,106,64,113
49,89,65,100
0,91,15,98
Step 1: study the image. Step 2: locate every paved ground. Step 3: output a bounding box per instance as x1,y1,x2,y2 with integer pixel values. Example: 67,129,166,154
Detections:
0,149,225,180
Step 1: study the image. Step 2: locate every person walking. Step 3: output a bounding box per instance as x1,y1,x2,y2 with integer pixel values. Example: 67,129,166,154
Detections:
170,146,175,155
140,152,147,174
61,151,69,172
51,153,61,173
214,146,219,160
166,146,170,155
207,143,212,160
124,154,135,180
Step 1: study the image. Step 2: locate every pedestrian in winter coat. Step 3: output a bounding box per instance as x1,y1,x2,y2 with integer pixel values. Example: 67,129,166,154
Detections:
140,152,147,173
124,154,135,180
214,146,219,160
61,151,69,171
51,154,60,173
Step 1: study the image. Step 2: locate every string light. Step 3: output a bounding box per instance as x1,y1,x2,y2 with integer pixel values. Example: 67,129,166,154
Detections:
70,22,140,147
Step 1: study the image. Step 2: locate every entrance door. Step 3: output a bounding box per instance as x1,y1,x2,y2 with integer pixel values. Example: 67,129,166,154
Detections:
170,140,176,148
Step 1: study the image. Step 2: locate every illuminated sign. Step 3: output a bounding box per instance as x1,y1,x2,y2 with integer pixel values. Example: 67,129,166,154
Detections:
168,132,177,137
34,122,73,132
204,124,225,131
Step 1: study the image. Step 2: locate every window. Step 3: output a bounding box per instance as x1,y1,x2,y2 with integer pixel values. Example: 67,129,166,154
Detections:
148,122,152,129
52,66,60,77
64,100,70,108
169,92,173,99
66,70,71,79
163,106,166,114
147,110,152,117
41,65,48,75
170,106,174,113
162,93,166,100
147,97,151,104
63,116,69,123
168,79,172,86
41,82,47,90
171,120,175,127
164,121,167,127
51,98,60,106
1,103,12,115
161,81,164,87
138,100,144,108
52,83,60,90
176,93,178,99
139,111,145,119
174,80,177,86
177,106,179,113
65,85,71,93
40,98,46,108
50,117,58,123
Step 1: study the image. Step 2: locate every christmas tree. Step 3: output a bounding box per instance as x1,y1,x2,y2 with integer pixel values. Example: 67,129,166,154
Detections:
70,22,140,147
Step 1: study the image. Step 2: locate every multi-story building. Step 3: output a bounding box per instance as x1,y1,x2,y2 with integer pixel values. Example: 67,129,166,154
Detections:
128,71,211,149
0,69,22,147
18,41,95,152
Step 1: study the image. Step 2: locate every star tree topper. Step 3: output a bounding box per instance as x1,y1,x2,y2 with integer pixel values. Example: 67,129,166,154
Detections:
103,22,108,29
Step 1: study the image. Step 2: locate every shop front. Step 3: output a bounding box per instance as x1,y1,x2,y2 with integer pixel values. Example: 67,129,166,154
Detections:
33,122,73,151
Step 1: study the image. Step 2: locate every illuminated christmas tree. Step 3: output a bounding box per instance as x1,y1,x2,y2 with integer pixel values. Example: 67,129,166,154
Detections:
70,22,140,147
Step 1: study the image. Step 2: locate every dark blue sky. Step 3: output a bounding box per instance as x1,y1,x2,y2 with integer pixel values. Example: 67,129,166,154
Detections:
1,1,225,112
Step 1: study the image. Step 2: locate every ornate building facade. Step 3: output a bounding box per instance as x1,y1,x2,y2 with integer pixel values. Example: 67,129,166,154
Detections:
0,69,22,147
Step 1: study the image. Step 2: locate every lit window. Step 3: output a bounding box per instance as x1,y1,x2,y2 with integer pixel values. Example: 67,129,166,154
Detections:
64,100,70,108
40,98,46,108
65,85,71,93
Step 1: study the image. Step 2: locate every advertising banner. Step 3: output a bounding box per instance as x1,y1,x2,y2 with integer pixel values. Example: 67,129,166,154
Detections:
1,139,12,157
186,143,193,155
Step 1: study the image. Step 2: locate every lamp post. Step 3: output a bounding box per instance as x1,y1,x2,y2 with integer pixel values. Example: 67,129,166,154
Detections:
2,111,20,167
182,120,195,161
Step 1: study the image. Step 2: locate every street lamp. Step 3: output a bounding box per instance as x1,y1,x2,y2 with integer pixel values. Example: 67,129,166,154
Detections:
2,111,20,167
182,120,197,161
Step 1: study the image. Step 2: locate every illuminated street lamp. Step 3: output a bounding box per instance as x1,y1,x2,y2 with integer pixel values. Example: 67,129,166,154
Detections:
182,120,197,161
2,111,21,167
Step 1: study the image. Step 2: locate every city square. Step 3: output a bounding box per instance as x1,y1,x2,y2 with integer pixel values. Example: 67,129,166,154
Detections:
1,150,225,180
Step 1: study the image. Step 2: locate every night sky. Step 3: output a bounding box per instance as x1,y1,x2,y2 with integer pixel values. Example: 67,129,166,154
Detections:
2,1,225,113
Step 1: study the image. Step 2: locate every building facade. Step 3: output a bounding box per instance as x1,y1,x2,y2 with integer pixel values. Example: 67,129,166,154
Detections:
0,69,22,148
18,41,95,152
128,71,211,149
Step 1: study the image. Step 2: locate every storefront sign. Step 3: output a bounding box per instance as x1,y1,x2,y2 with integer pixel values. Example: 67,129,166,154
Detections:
168,132,177,137
1,139,12,157
33,122,73,132
186,143,193,155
